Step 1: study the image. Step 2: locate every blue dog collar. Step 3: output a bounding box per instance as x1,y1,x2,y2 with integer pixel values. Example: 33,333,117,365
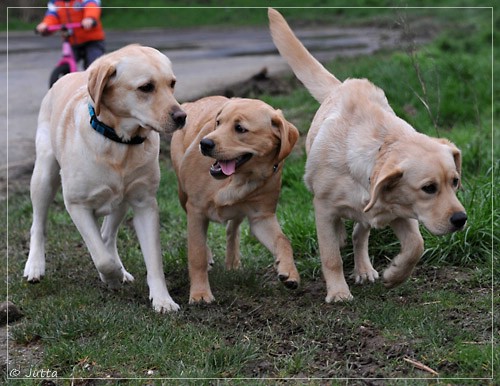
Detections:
88,103,146,145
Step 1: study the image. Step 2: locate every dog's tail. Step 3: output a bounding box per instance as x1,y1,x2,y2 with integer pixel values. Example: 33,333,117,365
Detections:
268,8,341,104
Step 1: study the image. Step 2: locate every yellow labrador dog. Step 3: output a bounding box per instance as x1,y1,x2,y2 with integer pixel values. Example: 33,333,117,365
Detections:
171,96,300,303
24,44,186,312
268,9,467,302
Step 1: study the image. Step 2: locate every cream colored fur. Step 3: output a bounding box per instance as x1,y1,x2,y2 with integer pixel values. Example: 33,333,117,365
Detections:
268,8,467,302
24,44,186,312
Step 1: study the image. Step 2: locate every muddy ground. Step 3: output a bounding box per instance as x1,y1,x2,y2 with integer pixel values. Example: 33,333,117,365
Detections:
4,264,492,382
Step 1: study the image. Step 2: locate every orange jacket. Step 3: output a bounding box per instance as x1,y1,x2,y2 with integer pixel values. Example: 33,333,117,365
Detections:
42,0,105,46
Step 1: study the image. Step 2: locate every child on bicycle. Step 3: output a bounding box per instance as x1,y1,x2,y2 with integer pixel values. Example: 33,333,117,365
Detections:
36,0,105,69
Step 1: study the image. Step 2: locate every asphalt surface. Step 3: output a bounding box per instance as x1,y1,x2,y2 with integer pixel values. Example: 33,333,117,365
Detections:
1,23,411,198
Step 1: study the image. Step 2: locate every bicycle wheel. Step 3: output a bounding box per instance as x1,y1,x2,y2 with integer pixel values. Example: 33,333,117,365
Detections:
49,63,71,88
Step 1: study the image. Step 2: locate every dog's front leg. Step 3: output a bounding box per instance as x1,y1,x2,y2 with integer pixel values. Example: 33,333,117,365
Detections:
383,218,424,288
132,201,180,312
314,198,353,302
187,208,214,303
352,222,379,284
65,203,124,288
249,215,300,289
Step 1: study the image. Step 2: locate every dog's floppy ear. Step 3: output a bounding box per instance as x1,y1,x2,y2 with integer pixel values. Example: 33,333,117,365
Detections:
434,138,462,188
272,110,299,162
87,58,116,116
364,161,403,212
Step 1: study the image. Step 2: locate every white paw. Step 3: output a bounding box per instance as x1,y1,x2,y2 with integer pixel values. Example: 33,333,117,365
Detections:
151,297,180,313
122,270,135,283
353,268,379,284
23,259,45,282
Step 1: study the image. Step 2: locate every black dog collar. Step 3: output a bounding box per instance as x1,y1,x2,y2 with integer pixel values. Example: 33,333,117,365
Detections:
88,103,146,145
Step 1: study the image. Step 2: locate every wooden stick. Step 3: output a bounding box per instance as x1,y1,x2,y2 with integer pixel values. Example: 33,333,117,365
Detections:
403,357,439,376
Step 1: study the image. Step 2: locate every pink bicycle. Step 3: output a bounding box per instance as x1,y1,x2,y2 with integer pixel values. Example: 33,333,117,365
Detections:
36,22,83,88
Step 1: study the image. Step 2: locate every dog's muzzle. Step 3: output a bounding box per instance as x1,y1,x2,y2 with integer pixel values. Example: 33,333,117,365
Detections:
450,211,467,231
171,109,187,129
199,138,252,179
200,138,215,156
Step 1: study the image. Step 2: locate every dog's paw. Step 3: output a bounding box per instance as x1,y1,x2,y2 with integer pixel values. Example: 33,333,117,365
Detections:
151,297,180,313
382,265,412,288
353,268,379,284
23,260,45,283
122,270,135,283
189,290,215,304
99,271,124,290
278,273,299,289
276,262,300,289
325,284,354,303
225,258,241,270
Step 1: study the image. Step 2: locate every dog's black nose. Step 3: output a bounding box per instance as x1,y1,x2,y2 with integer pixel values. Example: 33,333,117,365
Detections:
200,138,215,155
450,211,467,229
171,109,187,128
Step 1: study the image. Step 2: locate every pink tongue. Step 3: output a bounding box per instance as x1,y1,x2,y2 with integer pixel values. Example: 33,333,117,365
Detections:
220,160,236,176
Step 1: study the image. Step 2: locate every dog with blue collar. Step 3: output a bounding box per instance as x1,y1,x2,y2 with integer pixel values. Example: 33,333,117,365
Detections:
24,44,186,313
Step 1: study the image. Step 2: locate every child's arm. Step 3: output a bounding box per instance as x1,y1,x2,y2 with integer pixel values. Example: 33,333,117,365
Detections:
82,0,101,29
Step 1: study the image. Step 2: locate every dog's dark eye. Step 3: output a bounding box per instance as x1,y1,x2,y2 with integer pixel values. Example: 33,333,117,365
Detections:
216,120,220,126
138,83,155,93
452,178,459,188
422,183,437,194
235,124,247,133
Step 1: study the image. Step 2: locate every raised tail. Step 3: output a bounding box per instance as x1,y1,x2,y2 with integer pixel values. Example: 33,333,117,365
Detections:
268,8,341,104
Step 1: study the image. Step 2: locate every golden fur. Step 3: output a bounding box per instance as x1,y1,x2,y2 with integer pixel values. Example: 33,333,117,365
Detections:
171,96,300,303
268,8,467,302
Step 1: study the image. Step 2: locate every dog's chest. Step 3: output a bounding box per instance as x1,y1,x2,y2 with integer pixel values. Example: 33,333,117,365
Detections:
206,205,241,224
62,166,157,216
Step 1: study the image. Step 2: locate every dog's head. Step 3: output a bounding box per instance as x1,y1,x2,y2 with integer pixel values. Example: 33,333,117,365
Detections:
364,135,467,235
87,44,186,134
198,98,299,180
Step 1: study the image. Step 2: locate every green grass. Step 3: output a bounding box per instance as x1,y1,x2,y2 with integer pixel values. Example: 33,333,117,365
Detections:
3,5,497,384
5,0,497,31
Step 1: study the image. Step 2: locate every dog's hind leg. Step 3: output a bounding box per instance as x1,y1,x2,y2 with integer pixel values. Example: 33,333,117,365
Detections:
225,217,244,270
352,222,379,284
101,203,134,283
24,128,60,282
249,214,300,289
314,198,353,302
64,203,124,288
383,218,424,288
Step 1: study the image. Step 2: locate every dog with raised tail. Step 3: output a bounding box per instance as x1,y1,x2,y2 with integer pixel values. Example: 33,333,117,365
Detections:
268,8,466,303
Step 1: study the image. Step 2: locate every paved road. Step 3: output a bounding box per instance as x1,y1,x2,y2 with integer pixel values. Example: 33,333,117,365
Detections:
1,23,415,198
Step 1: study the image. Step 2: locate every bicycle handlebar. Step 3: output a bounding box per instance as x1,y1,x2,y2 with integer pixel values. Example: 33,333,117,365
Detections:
46,22,84,32
35,21,96,35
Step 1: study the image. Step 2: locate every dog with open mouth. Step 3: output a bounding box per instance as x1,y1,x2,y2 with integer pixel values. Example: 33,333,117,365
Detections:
171,95,300,303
